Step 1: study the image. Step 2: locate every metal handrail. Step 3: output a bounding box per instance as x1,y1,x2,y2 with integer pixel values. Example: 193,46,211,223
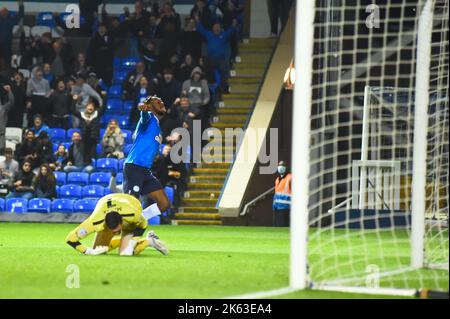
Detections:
327,198,352,214
240,186,275,216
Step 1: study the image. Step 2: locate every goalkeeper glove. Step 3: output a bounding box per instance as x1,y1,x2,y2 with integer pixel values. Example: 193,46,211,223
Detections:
84,246,108,255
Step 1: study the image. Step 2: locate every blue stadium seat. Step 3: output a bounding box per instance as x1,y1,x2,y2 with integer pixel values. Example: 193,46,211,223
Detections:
6,198,28,213
51,199,74,213
28,198,51,213
116,172,123,184
54,171,66,186
0,198,4,211
121,57,139,71
60,184,82,199
52,143,58,153
164,186,174,205
112,71,127,85
96,158,119,172
116,115,130,129
113,57,121,71
121,129,133,143
118,159,125,172
108,85,123,98
103,187,112,195
37,12,56,28
74,199,98,213
67,172,89,186
96,143,102,156
123,144,132,156
89,172,112,187
56,185,60,197
149,215,160,225
106,98,123,113
123,100,134,114
49,128,66,143
66,128,81,141
82,185,104,199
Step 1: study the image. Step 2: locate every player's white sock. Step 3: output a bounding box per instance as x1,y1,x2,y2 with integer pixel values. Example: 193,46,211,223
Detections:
142,203,161,220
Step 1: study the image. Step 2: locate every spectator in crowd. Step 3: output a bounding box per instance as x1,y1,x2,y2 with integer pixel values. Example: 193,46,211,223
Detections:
71,101,104,161
0,84,14,153
63,131,94,173
49,79,72,129
130,76,156,124
0,0,24,67
52,38,74,78
35,131,55,168
18,33,39,70
53,144,68,171
29,114,50,137
139,39,159,74
35,32,54,65
6,160,35,200
0,147,19,191
7,71,27,128
123,61,153,100
101,119,125,159
71,73,103,115
158,2,181,64
33,163,57,199
15,129,37,167
176,54,197,83
268,0,291,37
42,63,55,88
79,0,103,36
144,13,161,39
181,66,210,118
219,0,243,63
180,18,203,61
190,0,212,29
161,95,194,141
195,15,237,93
157,68,181,110
72,53,91,76
87,72,107,100
87,23,115,86
26,66,51,124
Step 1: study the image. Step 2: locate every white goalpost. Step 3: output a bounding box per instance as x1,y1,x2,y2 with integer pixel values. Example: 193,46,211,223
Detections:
291,0,449,296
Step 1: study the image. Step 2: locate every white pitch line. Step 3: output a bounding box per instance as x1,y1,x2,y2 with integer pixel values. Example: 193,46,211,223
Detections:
224,286,298,299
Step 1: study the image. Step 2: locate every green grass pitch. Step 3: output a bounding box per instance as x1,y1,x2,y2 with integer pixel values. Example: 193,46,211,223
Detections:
0,223,447,298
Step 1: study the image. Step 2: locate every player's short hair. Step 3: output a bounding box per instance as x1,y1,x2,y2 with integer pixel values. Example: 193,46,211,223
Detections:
105,211,123,230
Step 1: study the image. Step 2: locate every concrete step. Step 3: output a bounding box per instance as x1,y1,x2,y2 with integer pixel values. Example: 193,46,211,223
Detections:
216,108,250,115
192,168,229,175
178,206,219,213
181,198,218,207
222,92,256,100
172,219,223,225
197,162,231,169
186,182,223,190
211,122,245,129
183,190,222,198
174,212,222,220
229,77,261,84
229,83,259,94
212,114,248,123
189,175,226,183
239,53,272,64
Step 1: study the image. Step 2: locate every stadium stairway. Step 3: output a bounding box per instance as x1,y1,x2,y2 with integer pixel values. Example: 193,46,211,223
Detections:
173,38,277,225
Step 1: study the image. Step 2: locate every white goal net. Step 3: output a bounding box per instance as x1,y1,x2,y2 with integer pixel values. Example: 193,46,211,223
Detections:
292,0,449,294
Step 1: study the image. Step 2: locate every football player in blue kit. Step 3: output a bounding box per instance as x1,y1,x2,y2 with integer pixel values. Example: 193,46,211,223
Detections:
123,95,171,225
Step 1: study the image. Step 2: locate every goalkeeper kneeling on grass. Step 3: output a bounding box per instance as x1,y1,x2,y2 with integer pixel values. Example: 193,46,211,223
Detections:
65,193,169,256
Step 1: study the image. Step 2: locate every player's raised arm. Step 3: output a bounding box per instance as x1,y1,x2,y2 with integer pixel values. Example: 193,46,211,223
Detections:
138,95,166,121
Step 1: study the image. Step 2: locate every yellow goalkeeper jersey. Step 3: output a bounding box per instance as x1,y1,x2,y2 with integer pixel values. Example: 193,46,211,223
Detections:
66,193,148,253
